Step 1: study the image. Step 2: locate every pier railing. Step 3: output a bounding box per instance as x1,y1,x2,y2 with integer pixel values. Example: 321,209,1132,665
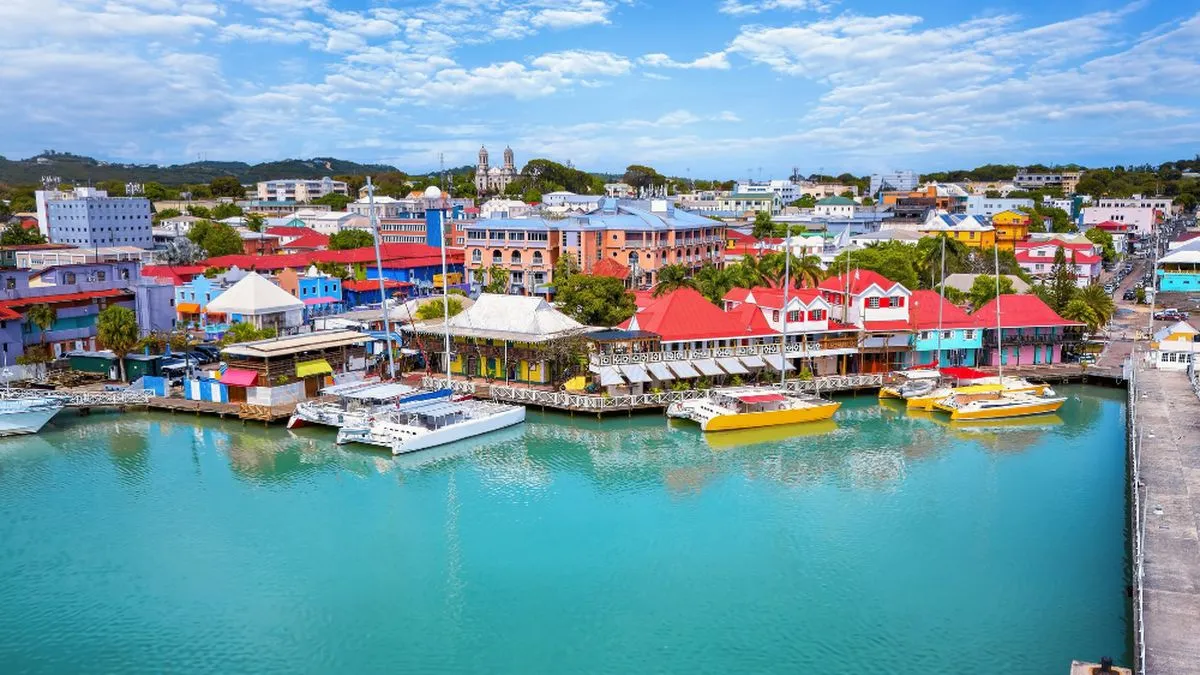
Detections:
590,340,859,367
0,388,151,407
419,377,477,396
779,373,883,393
487,385,707,411
1128,358,1147,675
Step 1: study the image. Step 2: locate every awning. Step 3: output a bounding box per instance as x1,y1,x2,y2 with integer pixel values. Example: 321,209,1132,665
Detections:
862,336,910,349
597,366,624,386
740,354,766,368
303,296,341,305
693,358,724,377
763,354,795,371
646,362,674,380
219,368,258,386
176,302,200,313
667,360,700,378
717,357,749,375
738,393,787,403
618,363,651,383
296,358,333,378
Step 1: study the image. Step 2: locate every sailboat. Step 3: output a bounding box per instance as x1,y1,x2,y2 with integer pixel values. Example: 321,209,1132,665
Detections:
932,244,1065,420
345,186,526,455
667,235,840,432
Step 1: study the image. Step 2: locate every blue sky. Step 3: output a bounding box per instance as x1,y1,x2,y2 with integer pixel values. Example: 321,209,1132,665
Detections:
2,0,1198,177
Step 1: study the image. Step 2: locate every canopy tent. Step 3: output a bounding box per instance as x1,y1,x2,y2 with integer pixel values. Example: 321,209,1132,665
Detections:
667,360,700,378
296,358,333,378
692,358,724,377
219,368,258,386
717,357,749,375
206,271,304,316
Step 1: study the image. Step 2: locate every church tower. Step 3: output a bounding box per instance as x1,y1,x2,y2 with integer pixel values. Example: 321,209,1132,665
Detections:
475,145,489,194
503,145,514,171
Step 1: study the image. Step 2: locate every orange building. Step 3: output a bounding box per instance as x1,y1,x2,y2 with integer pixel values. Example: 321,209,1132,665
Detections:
881,183,969,213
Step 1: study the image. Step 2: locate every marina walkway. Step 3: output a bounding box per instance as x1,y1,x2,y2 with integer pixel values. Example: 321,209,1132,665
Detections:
1132,364,1200,675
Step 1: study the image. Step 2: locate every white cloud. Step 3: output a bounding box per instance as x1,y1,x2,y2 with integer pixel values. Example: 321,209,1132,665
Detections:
718,0,832,15
0,0,218,38
531,1,615,29
640,51,730,70
530,50,632,76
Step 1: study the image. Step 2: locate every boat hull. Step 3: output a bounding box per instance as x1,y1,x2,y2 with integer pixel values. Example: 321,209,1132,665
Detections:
878,386,902,400
702,401,840,432
948,397,1065,421
0,399,65,437
392,406,527,454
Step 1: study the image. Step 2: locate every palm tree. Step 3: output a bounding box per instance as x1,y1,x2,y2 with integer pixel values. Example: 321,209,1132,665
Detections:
27,303,56,354
653,263,698,297
750,211,774,244
792,254,826,288
695,264,735,305
730,254,769,288
1077,283,1116,327
1062,298,1102,334
96,306,139,382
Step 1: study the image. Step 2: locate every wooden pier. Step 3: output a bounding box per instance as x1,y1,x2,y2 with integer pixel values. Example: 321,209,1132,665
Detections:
145,397,296,423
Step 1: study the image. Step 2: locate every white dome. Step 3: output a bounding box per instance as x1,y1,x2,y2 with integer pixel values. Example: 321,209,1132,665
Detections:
423,186,442,199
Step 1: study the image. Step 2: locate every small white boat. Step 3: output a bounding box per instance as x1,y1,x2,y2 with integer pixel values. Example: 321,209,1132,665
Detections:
287,381,416,430
0,395,68,437
338,398,526,455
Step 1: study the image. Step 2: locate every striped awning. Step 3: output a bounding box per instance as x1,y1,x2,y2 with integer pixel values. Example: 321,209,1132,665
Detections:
646,362,674,380
667,360,700,378
296,358,333,378
618,363,651,383
717,357,749,375
740,354,766,368
597,366,624,386
693,358,724,377
763,354,795,371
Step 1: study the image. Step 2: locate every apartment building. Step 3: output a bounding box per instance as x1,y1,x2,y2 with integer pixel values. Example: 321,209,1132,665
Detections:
256,177,348,203
1012,170,1082,194
1081,206,1158,235
965,196,1034,218
38,187,153,249
869,171,917,197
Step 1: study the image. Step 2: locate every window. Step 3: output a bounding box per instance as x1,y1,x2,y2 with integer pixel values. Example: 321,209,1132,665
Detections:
942,330,953,340
511,251,522,265
528,231,548,242
867,297,880,308
532,251,544,265
808,310,825,321
65,272,76,284
964,329,976,340
919,331,931,340
4,278,13,290
772,310,780,322
492,250,502,264
97,271,106,281
787,310,800,322
471,249,482,264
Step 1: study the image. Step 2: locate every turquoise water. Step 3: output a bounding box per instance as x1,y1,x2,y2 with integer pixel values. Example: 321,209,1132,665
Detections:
0,386,1129,674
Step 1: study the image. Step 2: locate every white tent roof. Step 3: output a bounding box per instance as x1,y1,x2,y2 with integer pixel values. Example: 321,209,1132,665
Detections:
206,271,304,315
1158,239,1200,265
416,293,588,342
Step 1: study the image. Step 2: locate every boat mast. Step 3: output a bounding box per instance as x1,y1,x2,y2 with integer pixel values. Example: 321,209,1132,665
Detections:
367,177,396,379
438,198,452,385
936,235,945,366
994,241,1002,380
781,233,790,387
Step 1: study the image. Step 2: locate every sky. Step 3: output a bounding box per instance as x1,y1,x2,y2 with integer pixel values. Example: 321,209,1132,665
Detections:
2,0,1199,177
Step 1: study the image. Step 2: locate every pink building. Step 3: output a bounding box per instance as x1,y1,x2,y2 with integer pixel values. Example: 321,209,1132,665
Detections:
972,295,1083,366
1014,240,1102,287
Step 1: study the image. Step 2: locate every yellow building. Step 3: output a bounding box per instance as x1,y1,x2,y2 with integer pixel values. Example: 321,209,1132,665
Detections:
918,213,996,249
990,210,1031,250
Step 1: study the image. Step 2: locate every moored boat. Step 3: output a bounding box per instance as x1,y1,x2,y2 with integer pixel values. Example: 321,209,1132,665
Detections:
338,398,526,455
931,389,1066,420
0,395,68,437
666,386,840,432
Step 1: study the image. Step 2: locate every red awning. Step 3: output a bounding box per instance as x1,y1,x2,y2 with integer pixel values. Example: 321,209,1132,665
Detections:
738,393,788,403
939,367,989,380
220,368,258,387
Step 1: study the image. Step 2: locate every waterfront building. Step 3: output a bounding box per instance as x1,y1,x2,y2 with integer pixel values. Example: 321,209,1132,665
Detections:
256,178,348,203
408,293,593,384
869,171,918,197
1155,239,1200,291
277,266,344,320
341,279,412,307
1150,320,1200,370
1014,239,1101,287
475,146,518,195
38,187,153,249
965,196,1034,218
918,213,995,249
1081,205,1157,235
817,270,912,372
907,290,981,367
1012,169,1082,194
174,272,241,328
219,329,370,402
972,295,1082,366
990,210,1033,250
205,272,305,333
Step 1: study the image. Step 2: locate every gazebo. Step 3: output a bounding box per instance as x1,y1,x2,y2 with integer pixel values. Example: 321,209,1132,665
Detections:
206,272,305,332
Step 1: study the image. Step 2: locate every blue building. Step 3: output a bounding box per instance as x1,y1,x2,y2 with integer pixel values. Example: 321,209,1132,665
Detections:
1156,239,1200,292
907,290,982,367
278,266,344,320
342,279,412,307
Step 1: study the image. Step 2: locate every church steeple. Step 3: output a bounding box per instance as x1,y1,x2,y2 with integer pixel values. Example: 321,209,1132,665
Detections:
478,145,489,168
503,145,514,170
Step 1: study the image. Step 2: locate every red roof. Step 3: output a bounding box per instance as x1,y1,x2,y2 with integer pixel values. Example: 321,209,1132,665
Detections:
818,269,901,295
971,294,1081,328
0,288,132,310
1015,240,1096,252
0,306,21,321
200,244,461,271
591,257,630,279
627,288,776,341
723,287,752,304
342,279,412,291
1015,250,1101,265
909,290,978,329
140,265,207,285
280,231,330,250
219,368,258,387
265,226,320,238
632,290,656,310
1093,220,1134,232
862,320,911,332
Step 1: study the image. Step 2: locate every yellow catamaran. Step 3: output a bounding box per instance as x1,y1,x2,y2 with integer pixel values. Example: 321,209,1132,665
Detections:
667,387,840,432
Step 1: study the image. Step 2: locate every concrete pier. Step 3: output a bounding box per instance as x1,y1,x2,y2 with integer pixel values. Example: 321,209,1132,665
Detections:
1132,363,1200,674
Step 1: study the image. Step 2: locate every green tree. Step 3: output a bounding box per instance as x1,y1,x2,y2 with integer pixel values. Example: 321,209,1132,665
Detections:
186,204,211,218
861,196,875,206
415,296,464,320
828,241,921,291
0,221,46,246
522,188,543,204
622,164,665,192
967,274,1015,309
245,213,265,232
484,265,509,294
210,202,243,220
187,220,243,257
914,235,971,287
311,192,352,210
328,229,375,250
1047,246,1078,313
1077,283,1116,327
751,211,775,241
555,275,637,326
27,304,56,352
1084,227,1117,262
1135,287,1147,304
1062,298,1101,333
728,254,770,288
653,263,699,297
219,321,276,346
553,255,580,284
209,176,245,198
153,207,181,223
789,195,816,208
938,285,968,305
695,264,736,305
0,201,12,222
96,306,139,381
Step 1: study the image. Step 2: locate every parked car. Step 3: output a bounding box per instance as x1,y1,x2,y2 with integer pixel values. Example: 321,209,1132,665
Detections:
194,344,221,358
187,351,213,364
1123,289,1137,301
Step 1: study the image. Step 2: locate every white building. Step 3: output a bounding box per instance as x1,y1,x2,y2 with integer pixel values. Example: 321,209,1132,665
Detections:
205,272,305,332
813,196,857,218
256,177,348,203
1013,169,1082,193
1081,206,1157,235
849,230,922,247
869,171,918,197
767,180,800,204
966,196,1034,217
604,183,634,198
38,187,153,249
347,195,418,219
291,209,369,235
1092,195,1176,214
1151,321,1200,371
479,198,534,220
159,214,204,235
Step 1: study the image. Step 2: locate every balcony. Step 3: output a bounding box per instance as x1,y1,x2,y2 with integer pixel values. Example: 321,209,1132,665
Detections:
982,332,1079,347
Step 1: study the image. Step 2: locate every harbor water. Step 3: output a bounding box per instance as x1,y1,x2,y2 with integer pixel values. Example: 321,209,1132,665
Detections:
0,385,1129,673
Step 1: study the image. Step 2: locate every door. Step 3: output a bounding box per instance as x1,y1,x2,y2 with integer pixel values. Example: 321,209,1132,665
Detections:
1033,346,1041,365
1000,349,1007,366
304,376,319,398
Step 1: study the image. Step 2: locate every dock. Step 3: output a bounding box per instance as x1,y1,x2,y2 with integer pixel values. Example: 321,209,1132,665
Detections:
1129,362,1200,675
146,397,297,423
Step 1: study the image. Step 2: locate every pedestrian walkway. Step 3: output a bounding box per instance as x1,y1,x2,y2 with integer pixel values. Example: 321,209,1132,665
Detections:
1132,364,1200,674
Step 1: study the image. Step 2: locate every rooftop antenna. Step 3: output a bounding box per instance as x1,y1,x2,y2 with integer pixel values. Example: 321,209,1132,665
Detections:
41,175,61,192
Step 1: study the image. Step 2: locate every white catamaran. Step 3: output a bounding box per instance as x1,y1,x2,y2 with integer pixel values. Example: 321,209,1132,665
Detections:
0,394,68,436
